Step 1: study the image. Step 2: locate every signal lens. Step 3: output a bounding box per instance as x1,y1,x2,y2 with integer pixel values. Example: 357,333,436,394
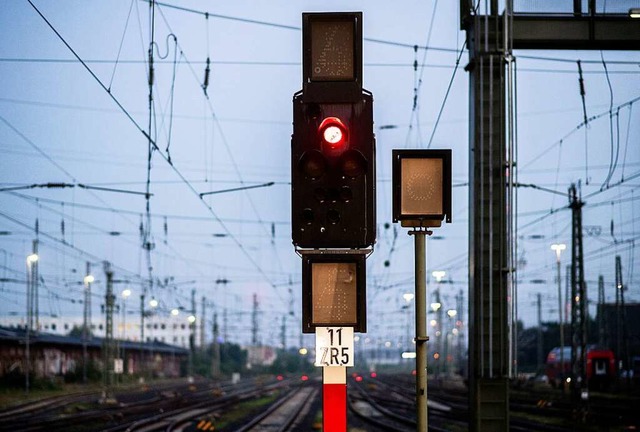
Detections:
341,149,366,178
319,117,347,149
339,186,353,202
301,208,314,225
299,150,327,179
327,209,341,224
324,125,343,144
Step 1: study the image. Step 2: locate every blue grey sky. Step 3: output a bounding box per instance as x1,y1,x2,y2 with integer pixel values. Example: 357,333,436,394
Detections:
0,1,638,349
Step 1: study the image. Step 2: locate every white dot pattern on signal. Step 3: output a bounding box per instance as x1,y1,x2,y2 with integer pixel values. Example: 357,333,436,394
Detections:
312,263,356,323
406,171,436,201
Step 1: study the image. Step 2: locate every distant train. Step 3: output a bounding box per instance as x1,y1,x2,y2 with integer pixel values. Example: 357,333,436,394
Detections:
545,345,616,390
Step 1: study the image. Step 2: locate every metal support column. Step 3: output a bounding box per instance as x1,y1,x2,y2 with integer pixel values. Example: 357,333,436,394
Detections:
435,287,443,380
569,183,587,420
139,292,145,379
189,288,195,379
537,293,543,372
82,261,91,384
556,253,565,391
201,296,206,349
597,275,606,348
467,13,510,432
102,262,116,402
212,312,221,377
615,256,630,384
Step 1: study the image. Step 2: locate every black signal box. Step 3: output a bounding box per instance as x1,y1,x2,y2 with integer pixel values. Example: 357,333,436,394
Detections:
291,92,375,248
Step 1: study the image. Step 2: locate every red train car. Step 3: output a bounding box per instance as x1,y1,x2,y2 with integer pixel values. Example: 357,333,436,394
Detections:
546,345,616,390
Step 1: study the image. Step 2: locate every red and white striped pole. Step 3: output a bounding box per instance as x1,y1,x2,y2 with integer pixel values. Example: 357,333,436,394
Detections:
323,366,347,431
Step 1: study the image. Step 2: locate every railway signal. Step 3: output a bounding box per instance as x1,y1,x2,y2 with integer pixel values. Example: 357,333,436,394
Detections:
291,12,373,432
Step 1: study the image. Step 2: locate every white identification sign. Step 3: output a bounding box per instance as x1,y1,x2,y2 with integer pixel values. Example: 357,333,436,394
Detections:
315,326,354,367
114,358,124,374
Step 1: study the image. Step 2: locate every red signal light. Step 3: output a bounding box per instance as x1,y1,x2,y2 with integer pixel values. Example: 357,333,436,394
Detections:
319,117,347,149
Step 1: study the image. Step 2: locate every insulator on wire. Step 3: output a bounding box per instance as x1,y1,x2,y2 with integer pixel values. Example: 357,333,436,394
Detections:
577,60,588,126
148,49,154,86
203,57,211,94
577,60,585,96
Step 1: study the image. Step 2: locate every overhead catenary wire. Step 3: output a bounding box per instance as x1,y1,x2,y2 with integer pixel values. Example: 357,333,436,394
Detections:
108,0,137,92
2,57,640,75
0,210,144,282
0,110,149,254
601,52,617,190
13,0,284,340
426,39,467,148
154,3,289,291
517,171,640,234
406,0,439,147
149,0,460,53
620,103,634,181
26,0,280,292
7,192,290,225
23,194,211,283
7,1,635,336
520,95,640,170
0,182,150,196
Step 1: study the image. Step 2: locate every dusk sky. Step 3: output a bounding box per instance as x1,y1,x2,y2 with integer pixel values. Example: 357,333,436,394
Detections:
1,1,638,350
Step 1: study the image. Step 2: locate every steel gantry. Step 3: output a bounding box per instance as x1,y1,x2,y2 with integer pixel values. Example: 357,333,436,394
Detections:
461,1,640,430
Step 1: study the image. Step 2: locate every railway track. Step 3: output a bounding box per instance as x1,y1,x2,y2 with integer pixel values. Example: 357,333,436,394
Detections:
235,385,319,432
0,390,99,423
349,374,464,432
0,378,212,430
4,372,636,431
376,372,640,430
0,377,285,432
112,379,293,432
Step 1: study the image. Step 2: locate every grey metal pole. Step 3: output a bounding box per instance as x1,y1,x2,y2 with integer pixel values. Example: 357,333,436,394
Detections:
122,295,126,376
139,293,144,379
537,293,543,372
83,262,90,384
25,256,31,395
412,229,429,432
33,240,39,335
557,258,565,392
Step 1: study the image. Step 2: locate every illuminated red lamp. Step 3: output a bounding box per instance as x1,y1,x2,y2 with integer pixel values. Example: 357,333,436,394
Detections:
355,375,363,382
370,372,377,378
319,117,348,149
276,374,284,381
301,375,309,381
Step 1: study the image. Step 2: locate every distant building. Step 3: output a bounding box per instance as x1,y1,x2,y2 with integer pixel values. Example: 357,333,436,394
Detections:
246,345,277,368
0,315,199,349
0,326,187,380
